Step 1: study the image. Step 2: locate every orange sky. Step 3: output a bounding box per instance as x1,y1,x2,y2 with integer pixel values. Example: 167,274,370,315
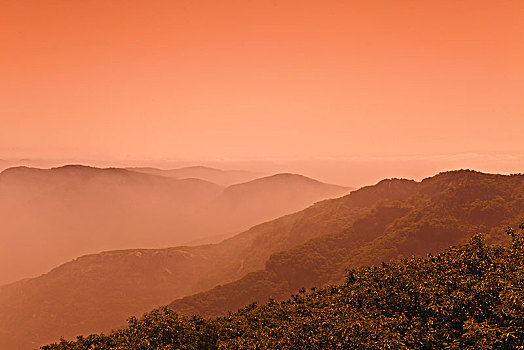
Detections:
1,0,523,161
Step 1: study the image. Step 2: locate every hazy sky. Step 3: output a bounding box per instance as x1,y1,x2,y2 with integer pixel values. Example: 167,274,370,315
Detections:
1,0,523,161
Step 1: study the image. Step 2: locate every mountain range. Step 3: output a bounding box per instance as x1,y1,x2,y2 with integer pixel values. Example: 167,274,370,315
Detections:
1,169,523,349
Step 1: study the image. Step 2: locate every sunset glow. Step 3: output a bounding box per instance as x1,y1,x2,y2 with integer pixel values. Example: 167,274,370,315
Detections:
2,0,523,161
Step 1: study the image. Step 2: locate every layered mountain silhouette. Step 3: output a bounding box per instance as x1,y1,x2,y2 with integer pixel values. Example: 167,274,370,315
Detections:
128,166,262,186
1,170,523,349
0,165,347,285
170,171,524,316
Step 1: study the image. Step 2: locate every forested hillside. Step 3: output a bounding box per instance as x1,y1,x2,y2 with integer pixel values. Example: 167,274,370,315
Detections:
43,225,524,349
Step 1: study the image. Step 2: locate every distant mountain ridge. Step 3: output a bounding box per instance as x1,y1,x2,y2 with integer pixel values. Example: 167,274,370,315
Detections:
128,165,263,186
0,165,221,285
198,173,350,236
0,165,347,284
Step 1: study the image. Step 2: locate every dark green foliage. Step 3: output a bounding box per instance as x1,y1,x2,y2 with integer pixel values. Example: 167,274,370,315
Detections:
43,225,524,349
